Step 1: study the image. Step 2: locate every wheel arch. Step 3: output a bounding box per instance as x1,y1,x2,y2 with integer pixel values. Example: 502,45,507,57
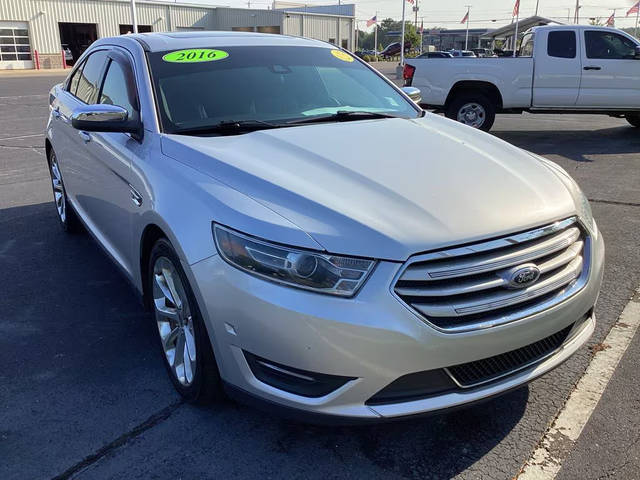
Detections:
445,81,503,111
45,138,53,163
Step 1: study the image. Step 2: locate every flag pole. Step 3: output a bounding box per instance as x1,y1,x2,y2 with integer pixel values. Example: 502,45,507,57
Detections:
464,6,470,50
513,4,519,57
374,11,378,59
636,6,639,38
401,0,407,66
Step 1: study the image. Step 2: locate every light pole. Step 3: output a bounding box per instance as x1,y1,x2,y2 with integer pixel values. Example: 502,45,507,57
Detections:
130,0,139,33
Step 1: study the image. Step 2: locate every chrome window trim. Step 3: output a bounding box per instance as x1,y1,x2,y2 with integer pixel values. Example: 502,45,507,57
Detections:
390,217,592,334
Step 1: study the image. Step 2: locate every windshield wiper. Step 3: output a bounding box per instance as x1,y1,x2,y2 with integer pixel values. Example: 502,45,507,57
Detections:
173,119,288,136
286,110,402,125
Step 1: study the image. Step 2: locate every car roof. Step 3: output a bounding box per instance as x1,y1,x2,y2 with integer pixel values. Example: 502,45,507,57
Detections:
94,31,332,53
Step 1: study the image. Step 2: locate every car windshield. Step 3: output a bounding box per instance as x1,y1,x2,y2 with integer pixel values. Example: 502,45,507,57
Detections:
148,45,420,134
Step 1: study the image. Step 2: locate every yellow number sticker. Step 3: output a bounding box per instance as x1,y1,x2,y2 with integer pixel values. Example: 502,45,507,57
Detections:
330,50,354,62
162,49,229,63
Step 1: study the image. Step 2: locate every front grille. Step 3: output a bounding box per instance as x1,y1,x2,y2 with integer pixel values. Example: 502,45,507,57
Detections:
393,217,590,333
446,323,574,388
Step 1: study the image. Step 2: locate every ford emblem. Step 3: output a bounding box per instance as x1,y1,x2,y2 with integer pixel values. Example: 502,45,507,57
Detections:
506,264,541,289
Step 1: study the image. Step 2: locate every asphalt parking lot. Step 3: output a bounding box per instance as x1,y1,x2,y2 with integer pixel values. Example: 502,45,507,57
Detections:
1,73,639,480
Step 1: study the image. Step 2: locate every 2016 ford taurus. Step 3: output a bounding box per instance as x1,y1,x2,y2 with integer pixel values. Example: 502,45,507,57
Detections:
46,32,604,423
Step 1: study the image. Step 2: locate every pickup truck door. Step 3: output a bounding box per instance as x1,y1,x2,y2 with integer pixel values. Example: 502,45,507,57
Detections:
532,30,581,107
576,29,640,107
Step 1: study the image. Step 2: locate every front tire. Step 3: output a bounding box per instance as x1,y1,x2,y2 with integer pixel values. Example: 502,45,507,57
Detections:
47,149,81,233
446,94,496,132
148,238,223,404
625,113,640,128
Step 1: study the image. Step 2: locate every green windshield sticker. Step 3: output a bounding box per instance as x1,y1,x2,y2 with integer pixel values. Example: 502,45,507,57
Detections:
162,49,229,63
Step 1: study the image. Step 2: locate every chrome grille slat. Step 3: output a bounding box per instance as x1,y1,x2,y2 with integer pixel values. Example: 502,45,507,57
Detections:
393,218,590,333
412,256,583,317
401,227,580,281
394,240,584,299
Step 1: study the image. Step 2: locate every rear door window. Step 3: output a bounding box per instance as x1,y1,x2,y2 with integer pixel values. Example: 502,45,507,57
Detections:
547,31,576,58
67,60,85,96
74,50,108,103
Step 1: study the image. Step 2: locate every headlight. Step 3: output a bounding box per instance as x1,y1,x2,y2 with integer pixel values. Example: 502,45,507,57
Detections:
529,153,597,237
213,224,376,296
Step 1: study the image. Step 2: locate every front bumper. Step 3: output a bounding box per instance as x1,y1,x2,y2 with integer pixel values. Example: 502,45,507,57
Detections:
187,227,604,422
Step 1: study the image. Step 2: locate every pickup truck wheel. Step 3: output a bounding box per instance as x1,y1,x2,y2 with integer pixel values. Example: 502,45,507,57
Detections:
446,94,496,131
625,114,640,128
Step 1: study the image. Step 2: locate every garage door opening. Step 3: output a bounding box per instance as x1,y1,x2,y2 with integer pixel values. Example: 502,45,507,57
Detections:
119,25,152,35
58,22,97,65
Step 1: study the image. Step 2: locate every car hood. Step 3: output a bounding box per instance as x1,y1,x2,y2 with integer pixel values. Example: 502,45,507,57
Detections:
161,114,576,261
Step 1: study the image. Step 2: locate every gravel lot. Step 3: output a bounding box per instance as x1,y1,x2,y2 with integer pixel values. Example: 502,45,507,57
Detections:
1,73,639,480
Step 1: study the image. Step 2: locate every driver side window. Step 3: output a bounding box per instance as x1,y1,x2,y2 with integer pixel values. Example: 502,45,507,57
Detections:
99,59,138,118
585,31,637,59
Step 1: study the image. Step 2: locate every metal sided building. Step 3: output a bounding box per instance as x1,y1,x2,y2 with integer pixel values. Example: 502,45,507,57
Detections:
0,0,355,69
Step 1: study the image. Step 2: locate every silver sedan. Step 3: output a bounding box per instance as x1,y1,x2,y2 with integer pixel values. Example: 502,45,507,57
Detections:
46,32,604,423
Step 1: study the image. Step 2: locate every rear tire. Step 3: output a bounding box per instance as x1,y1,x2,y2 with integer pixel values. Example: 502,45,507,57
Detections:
47,149,82,233
148,238,224,404
446,94,496,132
625,113,640,128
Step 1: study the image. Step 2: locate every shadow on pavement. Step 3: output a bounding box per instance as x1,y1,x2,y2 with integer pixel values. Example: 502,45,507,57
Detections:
494,125,640,163
1,201,528,480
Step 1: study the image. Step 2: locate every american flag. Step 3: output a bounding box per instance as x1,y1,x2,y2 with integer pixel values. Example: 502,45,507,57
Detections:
627,1,639,16
513,0,520,17
406,0,415,5
461,11,469,24
366,15,377,27
606,12,615,26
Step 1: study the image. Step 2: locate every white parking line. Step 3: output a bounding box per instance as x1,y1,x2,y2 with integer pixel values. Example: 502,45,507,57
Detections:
519,287,640,479
0,133,44,141
0,94,48,99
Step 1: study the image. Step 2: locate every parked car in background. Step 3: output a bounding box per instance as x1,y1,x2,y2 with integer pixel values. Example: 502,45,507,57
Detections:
61,44,73,64
380,41,411,58
405,25,640,131
417,51,453,59
471,48,496,57
449,49,476,57
46,31,603,423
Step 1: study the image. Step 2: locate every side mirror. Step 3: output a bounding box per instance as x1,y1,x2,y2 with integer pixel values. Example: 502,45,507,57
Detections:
401,86,422,104
71,104,142,136
635,45,640,59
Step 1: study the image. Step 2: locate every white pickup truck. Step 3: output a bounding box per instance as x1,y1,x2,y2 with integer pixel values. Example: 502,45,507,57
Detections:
404,25,640,131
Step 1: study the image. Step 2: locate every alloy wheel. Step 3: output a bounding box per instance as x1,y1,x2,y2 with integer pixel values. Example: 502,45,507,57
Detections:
457,102,486,128
152,256,197,386
50,155,66,223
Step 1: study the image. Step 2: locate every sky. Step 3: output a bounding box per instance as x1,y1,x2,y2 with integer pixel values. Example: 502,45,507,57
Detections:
155,0,640,31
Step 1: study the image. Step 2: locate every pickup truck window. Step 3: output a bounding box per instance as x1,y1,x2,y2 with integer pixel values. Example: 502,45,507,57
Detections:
585,31,636,60
548,31,576,59
520,33,534,57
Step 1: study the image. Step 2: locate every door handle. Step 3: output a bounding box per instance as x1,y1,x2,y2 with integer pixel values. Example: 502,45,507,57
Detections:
583,66,602,71
79,131,92,143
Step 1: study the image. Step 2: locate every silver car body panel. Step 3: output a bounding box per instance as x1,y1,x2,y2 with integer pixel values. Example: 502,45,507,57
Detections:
46,32,605,421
